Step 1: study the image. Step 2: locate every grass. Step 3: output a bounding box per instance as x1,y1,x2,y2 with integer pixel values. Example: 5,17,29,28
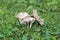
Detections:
0,0,60,40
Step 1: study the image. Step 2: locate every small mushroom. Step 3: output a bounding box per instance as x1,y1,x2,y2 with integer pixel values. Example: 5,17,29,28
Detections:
32,9,44,25
17,12,35,29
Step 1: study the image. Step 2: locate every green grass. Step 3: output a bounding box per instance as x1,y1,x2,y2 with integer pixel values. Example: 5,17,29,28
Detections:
0,0,60,40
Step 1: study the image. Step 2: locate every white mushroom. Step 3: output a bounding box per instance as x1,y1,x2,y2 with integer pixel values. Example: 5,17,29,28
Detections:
32,9,44,25
17,12,35,28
